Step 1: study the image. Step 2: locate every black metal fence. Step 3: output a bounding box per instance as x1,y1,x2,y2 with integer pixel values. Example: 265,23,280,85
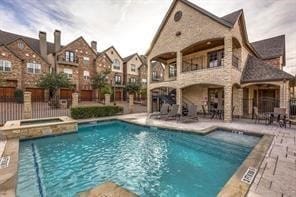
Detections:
242,97,280,118
32,96,71,119
0,96,23,126
289,98,296,117
0,95,72,126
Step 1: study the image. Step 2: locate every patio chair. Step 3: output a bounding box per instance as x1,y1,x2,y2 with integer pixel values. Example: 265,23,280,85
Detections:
180,105,199,122
160,104,180,120
149,103,170,119
202,105,209,117
253,107,268,124
273,107,287,128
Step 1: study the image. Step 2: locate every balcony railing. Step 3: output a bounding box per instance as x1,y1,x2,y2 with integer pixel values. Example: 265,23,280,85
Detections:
57,55,79,65
182,56,206,72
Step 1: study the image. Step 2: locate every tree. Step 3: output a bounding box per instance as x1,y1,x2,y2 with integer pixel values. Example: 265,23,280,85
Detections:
125,81,142,95
91,69,111,100
37,72,71,99
101,84,112,95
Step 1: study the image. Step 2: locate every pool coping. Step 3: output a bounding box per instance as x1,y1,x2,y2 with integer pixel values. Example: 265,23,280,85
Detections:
0,115,274,196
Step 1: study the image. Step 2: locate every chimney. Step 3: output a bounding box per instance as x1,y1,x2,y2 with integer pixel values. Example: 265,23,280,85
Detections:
39,31,47,59
91,41,97,52
54,30,61,52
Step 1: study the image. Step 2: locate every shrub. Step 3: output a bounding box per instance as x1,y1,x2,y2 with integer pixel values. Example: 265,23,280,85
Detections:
14,89,24,103
71,105,123,119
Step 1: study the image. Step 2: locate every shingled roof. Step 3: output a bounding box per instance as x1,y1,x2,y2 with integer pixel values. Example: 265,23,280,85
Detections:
241,55,293,83
0,29,55,55
221,9,243,26
251,35,285,60
123,53,137,63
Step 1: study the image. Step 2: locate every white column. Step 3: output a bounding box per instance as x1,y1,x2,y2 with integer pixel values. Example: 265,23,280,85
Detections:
280,80,290,116
223,36,233,122
147,89,152,113
176,88,182,113
176,51,182,81
224,85,232,122
147,58,152,113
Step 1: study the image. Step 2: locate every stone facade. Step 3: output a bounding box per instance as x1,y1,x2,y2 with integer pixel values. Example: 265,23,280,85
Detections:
0,116,77,140
146,0,290,122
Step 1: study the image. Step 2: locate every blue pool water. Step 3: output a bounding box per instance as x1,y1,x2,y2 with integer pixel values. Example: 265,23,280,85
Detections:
17,120,260,197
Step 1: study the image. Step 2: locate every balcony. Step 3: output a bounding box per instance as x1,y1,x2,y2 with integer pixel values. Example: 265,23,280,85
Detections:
57,55,79,66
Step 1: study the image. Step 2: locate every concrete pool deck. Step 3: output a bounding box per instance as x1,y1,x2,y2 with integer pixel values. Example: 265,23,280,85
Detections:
0,113,295,196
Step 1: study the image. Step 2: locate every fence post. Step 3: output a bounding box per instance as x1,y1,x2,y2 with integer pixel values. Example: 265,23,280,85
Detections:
23,91,32,119
72,93,79,107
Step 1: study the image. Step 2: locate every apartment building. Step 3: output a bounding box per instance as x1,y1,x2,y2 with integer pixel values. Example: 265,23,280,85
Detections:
146,0,294,122
0,30,147,102
0,30,51,100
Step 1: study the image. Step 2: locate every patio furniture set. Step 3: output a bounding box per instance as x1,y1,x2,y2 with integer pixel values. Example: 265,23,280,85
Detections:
253,107,289,128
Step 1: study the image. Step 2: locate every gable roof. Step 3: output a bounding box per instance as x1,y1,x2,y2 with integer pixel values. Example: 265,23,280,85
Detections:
241,55,293,83
146,0,246,56
0,29,55,55
123,53,144,65
251,35,285,60
56,36,97,56
96,52,113,64
101,46,123,61
0,44,23,60
139,55,147,67
123,53,137,63
221,9,243,27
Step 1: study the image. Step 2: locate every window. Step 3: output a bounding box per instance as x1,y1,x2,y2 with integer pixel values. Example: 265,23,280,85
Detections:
152,71,157,79
18,40,24,49
131,64,136,72
168,63,177,78
0,60,12,72
129,77,136,83
141,78,147,84
27,62,41,74
65,51,75,62
112,59,120,70
208,50,224,68
63,68,73,78
83,56,89,65
114,75,121,84
83,70,90,80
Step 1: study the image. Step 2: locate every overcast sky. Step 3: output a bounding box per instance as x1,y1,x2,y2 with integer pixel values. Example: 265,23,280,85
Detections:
0,0,295,73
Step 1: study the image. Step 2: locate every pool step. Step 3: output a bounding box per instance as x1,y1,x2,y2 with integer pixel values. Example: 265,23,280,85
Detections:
77,182,138,197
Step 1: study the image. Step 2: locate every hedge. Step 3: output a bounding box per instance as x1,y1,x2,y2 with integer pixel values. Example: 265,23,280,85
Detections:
71,105,123,119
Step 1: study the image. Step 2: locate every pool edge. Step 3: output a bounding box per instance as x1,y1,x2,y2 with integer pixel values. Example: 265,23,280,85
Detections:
217,134,274,197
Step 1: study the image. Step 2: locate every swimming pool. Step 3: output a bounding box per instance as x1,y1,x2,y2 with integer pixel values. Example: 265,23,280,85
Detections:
17,120,260,196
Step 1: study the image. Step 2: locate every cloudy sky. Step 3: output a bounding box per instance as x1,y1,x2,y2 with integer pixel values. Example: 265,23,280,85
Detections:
0,0,295,73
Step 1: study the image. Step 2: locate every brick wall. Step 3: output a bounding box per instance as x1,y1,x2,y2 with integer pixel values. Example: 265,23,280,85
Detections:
7,39,50,88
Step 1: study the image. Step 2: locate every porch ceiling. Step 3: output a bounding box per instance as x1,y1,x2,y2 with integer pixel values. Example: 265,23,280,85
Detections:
182,38,224,56
152,52,176,63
